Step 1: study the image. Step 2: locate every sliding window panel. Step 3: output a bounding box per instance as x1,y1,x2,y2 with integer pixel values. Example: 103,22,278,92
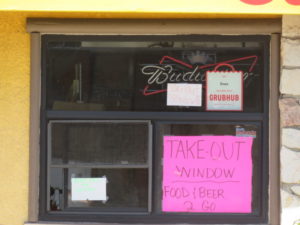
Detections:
47,120,152,213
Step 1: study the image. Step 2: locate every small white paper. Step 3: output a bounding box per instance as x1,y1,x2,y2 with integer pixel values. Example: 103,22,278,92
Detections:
71,177,107,201
167,83,202,107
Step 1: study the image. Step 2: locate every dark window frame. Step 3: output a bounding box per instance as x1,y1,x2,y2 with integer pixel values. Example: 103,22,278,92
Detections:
39,34,270,224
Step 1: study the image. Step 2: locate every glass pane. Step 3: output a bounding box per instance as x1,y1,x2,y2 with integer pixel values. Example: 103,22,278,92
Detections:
51,122,149,165
155,123,261,214
49,168,148,212
45,37,266,112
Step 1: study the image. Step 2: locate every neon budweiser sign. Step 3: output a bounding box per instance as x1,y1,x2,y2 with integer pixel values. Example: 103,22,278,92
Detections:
140,55,258,96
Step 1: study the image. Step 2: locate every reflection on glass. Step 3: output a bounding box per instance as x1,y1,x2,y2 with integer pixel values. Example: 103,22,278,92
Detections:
48,121,150,213
51,122,149,165
45,39,264,112
49,168,148,212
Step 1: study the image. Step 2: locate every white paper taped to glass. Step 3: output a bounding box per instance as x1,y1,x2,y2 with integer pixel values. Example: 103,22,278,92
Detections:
71,177,107,201
167,83,202,107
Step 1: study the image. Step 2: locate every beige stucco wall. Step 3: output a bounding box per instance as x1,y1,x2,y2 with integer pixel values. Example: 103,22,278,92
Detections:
280,15,300,225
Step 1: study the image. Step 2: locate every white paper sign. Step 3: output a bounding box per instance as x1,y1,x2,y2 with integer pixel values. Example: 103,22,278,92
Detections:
71,177,107,201
167,83,202,107
206,71,243,111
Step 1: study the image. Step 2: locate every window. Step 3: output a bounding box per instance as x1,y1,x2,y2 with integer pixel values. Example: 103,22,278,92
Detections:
40,35,269,223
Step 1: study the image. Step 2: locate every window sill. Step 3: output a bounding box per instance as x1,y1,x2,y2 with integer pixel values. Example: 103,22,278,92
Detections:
25,222,191,225
25,223,271,225
25,223,139,225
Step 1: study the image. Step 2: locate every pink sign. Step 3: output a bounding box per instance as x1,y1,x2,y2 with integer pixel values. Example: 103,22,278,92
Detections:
162,136,253,213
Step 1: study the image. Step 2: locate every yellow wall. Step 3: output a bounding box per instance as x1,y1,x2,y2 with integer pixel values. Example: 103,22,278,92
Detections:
0,12,30,225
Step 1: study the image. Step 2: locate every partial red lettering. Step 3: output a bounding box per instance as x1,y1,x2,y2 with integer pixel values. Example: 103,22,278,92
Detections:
285,0,300,5
240,0,272,5
240,0,300,5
